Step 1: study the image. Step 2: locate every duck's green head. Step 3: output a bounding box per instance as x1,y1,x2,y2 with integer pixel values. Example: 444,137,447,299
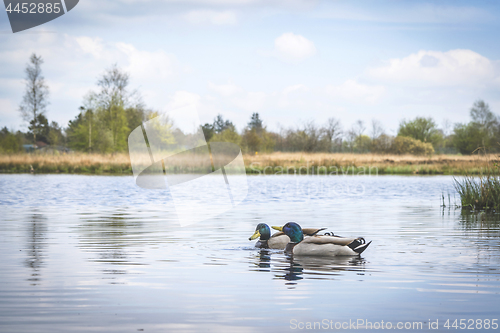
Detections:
272,222,303,243
249,223,271,241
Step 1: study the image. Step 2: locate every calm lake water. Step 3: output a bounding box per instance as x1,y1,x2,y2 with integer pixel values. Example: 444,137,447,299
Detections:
0,174,499,332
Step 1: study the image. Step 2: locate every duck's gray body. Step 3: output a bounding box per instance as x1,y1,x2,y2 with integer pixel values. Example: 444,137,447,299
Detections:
286,235,371,256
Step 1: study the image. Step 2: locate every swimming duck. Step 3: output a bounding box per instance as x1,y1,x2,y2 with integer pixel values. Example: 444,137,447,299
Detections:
272,222,371,256
249,223,326,250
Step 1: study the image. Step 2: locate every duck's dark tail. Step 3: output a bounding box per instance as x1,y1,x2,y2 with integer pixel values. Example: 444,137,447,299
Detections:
347,238,372,255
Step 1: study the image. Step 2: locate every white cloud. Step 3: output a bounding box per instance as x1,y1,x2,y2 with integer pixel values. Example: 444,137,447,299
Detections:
184,10,237,25
369,49,499,87
163,91,203,133
0,98,19,129
326,80,385,104
315,4,492,24
206,80,266,112
282,84,308,95
278,84,308,108
233,91,266,112
165,91,201,111
273,32,316,64
75,36,104,59
208,81,243,96
116,43,178,82
0,33,182,130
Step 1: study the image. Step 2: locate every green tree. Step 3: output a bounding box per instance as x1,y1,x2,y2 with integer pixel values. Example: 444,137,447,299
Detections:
452,100,499,154
452,122,484,154
242,113,275,153
0,127,22,153
470,100,497,133
202,123,214,142
27,113,49,144
469,100,498,149
248,113,263,133
47,121,64,146
213,114,235,133
392,136,434,155
211,127,242,146
398,117,442,147
242,128,261,153
354,135,372,153
66,112,93,151
95,66,132,152
69,66,145,153
19,53,49,145
372,134,394,153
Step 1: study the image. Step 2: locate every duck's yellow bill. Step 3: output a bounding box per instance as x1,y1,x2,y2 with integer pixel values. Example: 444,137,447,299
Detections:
271,226,283,231
249,230,260,240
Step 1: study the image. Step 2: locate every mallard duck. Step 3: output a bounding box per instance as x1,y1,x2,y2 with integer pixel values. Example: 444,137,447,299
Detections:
272,222,371,256
249,223,326,250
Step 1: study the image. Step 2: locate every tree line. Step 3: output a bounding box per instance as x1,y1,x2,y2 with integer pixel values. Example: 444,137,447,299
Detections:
1,53,500,155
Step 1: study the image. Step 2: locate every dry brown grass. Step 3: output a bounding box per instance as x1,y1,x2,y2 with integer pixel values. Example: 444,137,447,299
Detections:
0,152,498,174
243,152,498,175
0,153,130,166
0,153,132,173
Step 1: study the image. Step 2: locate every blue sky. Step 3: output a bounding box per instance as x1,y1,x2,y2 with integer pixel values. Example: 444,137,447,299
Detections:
1,0,500,135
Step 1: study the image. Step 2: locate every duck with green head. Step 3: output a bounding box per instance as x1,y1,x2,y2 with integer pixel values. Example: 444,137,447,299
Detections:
249,223,327,250
272,222,371,256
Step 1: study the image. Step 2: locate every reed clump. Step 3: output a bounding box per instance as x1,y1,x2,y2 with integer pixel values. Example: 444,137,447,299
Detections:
454,154,500,212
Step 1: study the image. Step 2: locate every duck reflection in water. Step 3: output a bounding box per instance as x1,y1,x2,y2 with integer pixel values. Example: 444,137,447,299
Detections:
250,249,367,288
276,256,304,287
276,256,367,288
249,249,272,272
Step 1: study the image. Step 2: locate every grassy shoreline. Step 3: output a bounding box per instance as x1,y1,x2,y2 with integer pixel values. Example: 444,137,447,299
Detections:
0,152,498,175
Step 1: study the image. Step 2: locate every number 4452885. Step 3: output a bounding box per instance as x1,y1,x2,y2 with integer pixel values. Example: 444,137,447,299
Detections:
444,319,498,330
5,2,62,14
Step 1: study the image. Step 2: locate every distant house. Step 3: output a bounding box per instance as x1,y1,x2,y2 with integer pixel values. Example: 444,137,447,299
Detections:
22,144,37,153
36,141,48,148
22,142,71,154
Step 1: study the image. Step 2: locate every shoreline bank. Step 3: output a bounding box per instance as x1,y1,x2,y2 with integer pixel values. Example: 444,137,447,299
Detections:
0,152,497,175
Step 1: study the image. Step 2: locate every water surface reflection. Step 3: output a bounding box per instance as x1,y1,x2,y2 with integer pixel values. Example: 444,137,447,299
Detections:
1,175,499,333
24,213,47,286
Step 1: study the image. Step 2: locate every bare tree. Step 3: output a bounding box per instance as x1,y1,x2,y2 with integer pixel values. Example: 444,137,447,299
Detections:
441,118,452,137
97,64,130,107
344,129,357,153
299,121,321,152
352,120,366,137
370,119,384,140
19,53,49,144
322,117,342,151
95,64,142,151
